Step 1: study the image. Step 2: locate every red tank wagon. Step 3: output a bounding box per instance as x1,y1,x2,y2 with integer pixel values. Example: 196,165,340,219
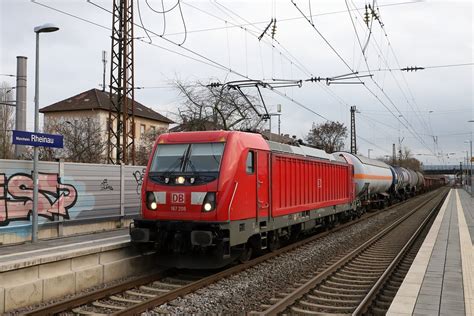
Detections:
131,131,357,268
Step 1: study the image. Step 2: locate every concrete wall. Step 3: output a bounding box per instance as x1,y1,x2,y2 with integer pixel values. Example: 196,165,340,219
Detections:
0,242,159,313
0,159,146,244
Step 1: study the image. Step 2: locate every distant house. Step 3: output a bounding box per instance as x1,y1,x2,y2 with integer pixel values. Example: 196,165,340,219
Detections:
40,88,173,158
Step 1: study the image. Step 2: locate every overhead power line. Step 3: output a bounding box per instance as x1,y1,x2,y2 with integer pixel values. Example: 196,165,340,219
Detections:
32,0,412,154
34,0,334,127
360,62,474,73
292,0,437,157
131,0,422,38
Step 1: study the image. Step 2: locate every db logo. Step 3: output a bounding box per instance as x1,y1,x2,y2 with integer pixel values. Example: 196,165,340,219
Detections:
171,192,185,204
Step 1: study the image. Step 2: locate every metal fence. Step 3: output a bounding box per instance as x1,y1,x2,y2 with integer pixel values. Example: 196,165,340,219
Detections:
0,159,145,237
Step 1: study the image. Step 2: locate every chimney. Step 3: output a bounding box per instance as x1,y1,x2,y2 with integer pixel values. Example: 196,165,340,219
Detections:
15,56,27,158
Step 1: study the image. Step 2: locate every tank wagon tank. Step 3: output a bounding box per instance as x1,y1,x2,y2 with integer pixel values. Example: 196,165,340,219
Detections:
391,166,412,199
407,169,419,195
335,152,393,208
415,171,425,192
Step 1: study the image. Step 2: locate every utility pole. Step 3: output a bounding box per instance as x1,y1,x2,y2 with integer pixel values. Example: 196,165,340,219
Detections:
398,136,404,163
392,143,396,165
277,103,281,135
107,0,136,165
350,106,357,154
101,50,107,92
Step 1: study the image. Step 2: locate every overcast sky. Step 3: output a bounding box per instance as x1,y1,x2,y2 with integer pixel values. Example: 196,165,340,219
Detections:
1,0,472,166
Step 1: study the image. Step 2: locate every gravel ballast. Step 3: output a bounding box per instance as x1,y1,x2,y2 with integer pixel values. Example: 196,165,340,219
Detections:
149,195,434,315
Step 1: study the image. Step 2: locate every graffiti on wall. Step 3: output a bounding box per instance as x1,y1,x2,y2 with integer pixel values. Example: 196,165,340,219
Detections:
133,168,146,194
100,179,114,191
0,172,78,226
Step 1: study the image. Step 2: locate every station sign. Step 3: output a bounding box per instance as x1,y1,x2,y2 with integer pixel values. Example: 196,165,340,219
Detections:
12,130,63,148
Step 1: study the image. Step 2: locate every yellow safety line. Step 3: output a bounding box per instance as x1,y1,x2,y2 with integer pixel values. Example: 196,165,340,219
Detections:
455,189,474,316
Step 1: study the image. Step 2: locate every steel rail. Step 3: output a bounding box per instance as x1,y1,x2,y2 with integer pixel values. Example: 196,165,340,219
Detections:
110,190,441,315
352,191,447,315
24,270,173,316
25,190,439,315
254,188,447,315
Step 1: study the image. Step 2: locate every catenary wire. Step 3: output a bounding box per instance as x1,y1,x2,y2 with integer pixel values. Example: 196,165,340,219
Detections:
33,0,404,154
291,0,436,156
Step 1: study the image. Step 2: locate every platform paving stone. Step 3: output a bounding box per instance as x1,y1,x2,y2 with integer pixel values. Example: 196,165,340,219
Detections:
413,192,465,315
459,189,473,243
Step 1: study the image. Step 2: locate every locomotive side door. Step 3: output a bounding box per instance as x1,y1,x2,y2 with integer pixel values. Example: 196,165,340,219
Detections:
256,150,270,222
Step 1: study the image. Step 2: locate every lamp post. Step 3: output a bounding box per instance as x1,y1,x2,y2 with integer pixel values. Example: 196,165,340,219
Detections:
465,140,473,196
469,120,474,196
32,23,59,242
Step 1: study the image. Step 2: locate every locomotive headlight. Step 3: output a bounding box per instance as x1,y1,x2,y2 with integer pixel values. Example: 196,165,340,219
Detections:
146,191,157,211
176,176,186,184
203,202,212,211
202,192,216,212
164,177,170,184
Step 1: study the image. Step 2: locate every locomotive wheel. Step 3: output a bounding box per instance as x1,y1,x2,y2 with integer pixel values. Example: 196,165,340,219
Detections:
268,234,280,252
238,245,253,263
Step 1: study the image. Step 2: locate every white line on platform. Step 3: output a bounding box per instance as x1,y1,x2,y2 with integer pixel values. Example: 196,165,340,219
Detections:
0,234,129,260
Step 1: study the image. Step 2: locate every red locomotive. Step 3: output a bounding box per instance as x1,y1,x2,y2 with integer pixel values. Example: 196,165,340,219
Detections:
130,130,440,268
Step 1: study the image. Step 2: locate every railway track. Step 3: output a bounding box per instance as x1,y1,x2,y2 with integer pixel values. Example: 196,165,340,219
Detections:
24,189,444,316
251,188,448,315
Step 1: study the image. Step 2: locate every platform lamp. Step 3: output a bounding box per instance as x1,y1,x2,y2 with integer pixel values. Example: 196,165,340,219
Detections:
469,120,474,196
32,23,60,243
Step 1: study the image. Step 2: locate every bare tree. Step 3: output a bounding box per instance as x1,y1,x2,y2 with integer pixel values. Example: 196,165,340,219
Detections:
173,80,265,131
399,147,422,171
44,118,107,163
136,127,166,166
0,82,15,159
306,121,348,153
377,147,422,171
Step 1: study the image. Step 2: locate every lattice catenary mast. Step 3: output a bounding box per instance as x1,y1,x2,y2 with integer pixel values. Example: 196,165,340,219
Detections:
350,105,357,154
107,0,136,165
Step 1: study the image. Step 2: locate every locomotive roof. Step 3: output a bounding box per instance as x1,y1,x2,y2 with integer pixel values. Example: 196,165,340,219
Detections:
267,141,337,161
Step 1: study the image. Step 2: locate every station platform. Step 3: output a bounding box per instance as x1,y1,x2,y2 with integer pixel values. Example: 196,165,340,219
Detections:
388,188,473,315
0,228,159,313
0,228,129,272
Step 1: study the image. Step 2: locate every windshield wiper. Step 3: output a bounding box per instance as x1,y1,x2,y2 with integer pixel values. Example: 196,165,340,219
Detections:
161,156,185,178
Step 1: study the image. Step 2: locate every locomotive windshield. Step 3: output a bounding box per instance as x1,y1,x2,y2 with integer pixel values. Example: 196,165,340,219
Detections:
150,143,225,174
